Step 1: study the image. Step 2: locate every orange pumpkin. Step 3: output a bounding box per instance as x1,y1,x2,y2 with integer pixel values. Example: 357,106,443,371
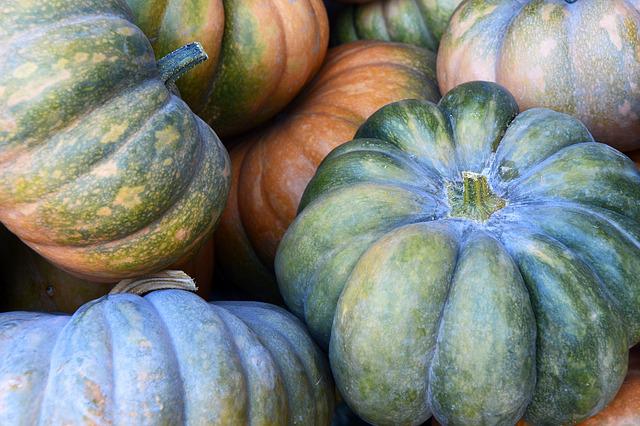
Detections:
0,226,215,313
214,40,440,298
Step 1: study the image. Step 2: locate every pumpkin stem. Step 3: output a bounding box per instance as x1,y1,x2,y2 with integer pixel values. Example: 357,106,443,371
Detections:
447,172,506,222
109,270,198,296
157,42,208,87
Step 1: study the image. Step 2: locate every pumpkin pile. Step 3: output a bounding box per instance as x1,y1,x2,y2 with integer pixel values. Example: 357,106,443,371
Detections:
1,0,640,424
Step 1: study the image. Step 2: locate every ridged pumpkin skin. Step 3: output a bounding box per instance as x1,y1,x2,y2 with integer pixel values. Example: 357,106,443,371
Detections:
438,0,640,151
0,226,215,313
0,290,334,424
433,347,640,426
334,0,463,51
0,0,230,282
276,82,640,425
214,41,440,299
578,346,640,425
503,346,640,426
126,0,329,137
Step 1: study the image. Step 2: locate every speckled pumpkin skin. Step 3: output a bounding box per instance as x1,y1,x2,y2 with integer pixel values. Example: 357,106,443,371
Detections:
214,41,440,301
504,346,640,426
0,0,230,282
578,345,640,425
276,82,640,425
438,0,640,151
125,0,329,137
0,294,334,425
334,0,463,51
0,226,215,313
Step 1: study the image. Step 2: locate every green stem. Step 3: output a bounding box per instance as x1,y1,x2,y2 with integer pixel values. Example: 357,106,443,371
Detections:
157,42,208,86
448,172,506,222
109,270,198,296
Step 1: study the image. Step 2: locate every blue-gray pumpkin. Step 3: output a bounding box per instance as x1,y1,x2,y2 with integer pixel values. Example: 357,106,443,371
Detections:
276,81,640,425
0,271,334,425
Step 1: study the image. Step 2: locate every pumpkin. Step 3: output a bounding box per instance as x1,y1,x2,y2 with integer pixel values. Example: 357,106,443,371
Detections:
631,149,640,167
578,345,640,425
333,0,463,51
331,401,369,426
475,346,640,426
0,0,230,282
125,0,329,137
276,81,640,425
0,226,215,313
0,271,334,424
438,0,640,151
214,41,440,300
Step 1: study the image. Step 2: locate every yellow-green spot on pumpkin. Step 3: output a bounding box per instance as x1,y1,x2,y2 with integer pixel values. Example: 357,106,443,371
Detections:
53,59,68,70
154,126,179,151
116,26,136,36
7,70,72,107
96,207,112,217
74,52,89,63
92,160,118,178
101,124,127,144
113,186,144,209
92,53,107,63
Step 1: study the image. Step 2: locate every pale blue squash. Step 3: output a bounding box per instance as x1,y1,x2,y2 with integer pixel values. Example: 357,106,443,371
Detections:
0,272,334,425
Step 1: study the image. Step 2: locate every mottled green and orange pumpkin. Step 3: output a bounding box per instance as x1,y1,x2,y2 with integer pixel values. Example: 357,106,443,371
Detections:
214,41,440,301
334,0,463,50
0,226,215,313
0,271,334,424
125,0,329,137
438,0,640,151
276,82,640,425
0,0,230,282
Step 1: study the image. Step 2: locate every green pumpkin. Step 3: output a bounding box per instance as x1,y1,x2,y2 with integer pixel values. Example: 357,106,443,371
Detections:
276,81,640,425
0,0,229,282
0,271,334,424
333,0,463,51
